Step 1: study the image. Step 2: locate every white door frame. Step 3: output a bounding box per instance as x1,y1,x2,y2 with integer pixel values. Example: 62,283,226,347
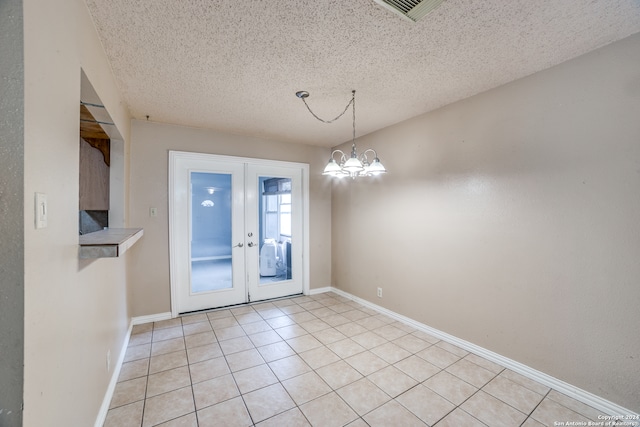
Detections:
169,151,310,317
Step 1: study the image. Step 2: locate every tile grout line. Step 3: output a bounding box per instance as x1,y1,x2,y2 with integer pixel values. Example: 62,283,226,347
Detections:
228,309,262,426
139,329,154,427
114,293,605,427
522,388,553,426
438,365,498,427
184,317,200,427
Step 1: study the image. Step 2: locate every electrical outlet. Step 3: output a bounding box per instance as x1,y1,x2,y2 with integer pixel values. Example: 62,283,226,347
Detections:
377,287,382,298
106,350,111,372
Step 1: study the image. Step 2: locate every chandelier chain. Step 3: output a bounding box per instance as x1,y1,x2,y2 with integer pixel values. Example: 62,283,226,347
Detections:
352,90,356,147
301,90,355,124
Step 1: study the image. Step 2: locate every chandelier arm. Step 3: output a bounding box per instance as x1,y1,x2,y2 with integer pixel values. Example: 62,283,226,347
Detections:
359,148,378,162
300,91,355,124
331,149,347,163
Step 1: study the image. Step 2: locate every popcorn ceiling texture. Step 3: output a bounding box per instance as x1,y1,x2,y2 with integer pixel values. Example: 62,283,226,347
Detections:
84,0,640,147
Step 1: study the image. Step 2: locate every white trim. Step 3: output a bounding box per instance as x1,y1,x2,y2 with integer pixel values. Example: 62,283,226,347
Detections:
168,151,179,318
94,312,172,426
309,286,333,295
328,287,639,418
302,165,310,297
131,312,172,325
94,322,133,427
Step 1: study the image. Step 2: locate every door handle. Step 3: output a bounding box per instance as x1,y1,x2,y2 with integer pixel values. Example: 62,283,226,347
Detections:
233,243,244,248
247,242,257,247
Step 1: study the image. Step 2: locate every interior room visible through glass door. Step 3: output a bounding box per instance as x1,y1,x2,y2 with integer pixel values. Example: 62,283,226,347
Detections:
258,177,293,285
190,172,233,293
245,163,303,303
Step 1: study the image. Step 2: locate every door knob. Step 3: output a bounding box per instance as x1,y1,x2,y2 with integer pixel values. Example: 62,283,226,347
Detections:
247,242,256,247
233,243,244,248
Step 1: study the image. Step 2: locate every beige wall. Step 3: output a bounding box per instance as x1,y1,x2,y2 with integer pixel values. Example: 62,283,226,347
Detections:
332,33,640,412
23,0,132,425
128,121,332,316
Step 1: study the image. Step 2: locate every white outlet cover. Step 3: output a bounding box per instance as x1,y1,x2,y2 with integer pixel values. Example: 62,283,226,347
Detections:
35,192,47,229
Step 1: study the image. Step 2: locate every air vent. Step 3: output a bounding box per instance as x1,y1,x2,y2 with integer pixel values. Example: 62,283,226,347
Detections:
373,0,446,22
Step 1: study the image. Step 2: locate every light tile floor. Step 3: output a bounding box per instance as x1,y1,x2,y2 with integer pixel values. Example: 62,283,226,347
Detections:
105,292,611,427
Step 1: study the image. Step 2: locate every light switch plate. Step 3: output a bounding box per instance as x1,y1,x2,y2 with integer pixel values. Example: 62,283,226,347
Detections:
35,192,47,229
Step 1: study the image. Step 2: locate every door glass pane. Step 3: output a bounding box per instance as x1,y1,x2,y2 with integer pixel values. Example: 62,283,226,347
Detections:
190,172,232,293
259,177,292,285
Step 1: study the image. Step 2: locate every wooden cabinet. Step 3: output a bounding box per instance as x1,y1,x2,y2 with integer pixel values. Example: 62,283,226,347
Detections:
79,137,110,210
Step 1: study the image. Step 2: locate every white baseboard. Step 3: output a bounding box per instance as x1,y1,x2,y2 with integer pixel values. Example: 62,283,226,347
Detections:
94,322,133,427
309,286,333,295
94,312,171,426
131,311,172,325
328,287,638,418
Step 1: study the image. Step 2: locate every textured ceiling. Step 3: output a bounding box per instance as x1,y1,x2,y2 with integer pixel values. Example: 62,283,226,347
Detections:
84,0,640,147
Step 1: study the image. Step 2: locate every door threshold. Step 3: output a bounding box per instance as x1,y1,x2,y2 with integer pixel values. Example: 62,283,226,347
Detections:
178,292,304,317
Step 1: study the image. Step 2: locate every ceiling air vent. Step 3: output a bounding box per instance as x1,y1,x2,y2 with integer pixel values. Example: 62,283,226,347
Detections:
372,0,446,22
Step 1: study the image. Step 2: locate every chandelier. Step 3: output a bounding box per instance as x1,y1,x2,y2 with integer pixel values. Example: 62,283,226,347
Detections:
295,90,387,179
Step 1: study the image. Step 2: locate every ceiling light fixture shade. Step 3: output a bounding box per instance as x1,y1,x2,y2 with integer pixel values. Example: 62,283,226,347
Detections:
343,155,365,173
362,150,387,176
367,158,387,175
296,90,386,179
322,158,345,177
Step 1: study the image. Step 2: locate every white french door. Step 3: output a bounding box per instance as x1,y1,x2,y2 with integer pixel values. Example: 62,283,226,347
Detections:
169,151,308,314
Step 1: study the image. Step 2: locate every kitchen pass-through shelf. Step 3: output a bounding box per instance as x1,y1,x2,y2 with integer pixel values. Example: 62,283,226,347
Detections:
79,228,143,259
